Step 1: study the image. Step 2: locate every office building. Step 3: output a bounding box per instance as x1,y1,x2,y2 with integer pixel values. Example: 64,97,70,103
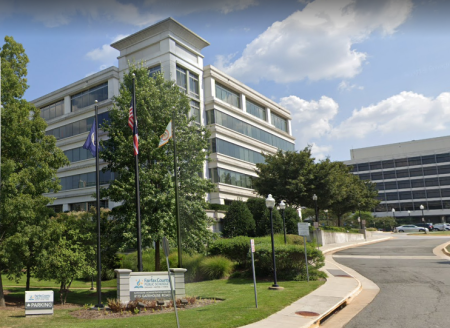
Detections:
32,18,296,213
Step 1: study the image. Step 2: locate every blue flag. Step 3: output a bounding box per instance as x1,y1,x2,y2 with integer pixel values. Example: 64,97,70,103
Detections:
83,119,97,157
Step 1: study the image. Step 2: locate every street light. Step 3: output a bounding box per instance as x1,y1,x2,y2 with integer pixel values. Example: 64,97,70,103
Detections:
313,194,318,223
265,194,280,289
420,204,425,222
324,209,329,226
358,203,362,229
392,208,396,219
408,210,411,224
279,200,287,244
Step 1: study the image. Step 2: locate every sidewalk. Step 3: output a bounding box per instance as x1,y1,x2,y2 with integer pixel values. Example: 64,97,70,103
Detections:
240,233,392,328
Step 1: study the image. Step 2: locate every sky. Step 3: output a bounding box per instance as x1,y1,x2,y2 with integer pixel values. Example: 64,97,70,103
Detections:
1,0,450,161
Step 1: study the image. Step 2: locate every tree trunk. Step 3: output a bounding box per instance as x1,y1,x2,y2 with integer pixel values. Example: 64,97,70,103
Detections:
0,272,5,307
26,264,31,291
155,241,161,271
338,215,342,227
60,282,65,305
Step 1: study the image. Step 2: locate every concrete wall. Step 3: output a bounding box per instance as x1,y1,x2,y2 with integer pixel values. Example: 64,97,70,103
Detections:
317,230,373,246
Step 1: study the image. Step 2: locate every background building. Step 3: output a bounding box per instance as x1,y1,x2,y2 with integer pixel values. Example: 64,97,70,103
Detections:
345,136,450,223
32,18,295,213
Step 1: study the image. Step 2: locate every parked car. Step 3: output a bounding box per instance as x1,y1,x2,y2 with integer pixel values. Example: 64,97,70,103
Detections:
433,223,450,231
416,223,434,231
395,225,428,233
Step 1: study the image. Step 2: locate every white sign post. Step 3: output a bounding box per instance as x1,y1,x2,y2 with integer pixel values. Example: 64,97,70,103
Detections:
298,222,310,282
25,290,54,316
250,239,258,308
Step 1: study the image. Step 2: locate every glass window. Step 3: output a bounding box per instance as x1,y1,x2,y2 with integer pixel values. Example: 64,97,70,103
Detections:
215,84,240,108
423,167,437,176
422,155,436,164
426,190,441,198
359,174,370,180
190,100,200,124
149,65,161,78
398,180,411,189
40,100,64,121
413,191,426,199
375,182,384,191
189,72,199,99
270,112,288,132
376,193,385,201
383,171,396,180
369,162,382,170
425,178,439,187
438,165,450,174
176,66,187,93
437,153,450,163
382,160,395,169
400,202,414,211
384,182,397,190
441,188,450,197
211,110,295,151
213,138,265,164
396,169,409,178
443,200,450,209
71,82,108,112
399,191,412,200
409,168,423,177
411,179,424,188
209,168,253,189
351,165,358,172
395,158,408,167
440,177,450,186
358,163,370,172
374,203,387,212
46,113,109,141
371,172,383,180
428,201,442,210
414,202,427,210
246,100,266,121
386,192,398,201
408,157,422,166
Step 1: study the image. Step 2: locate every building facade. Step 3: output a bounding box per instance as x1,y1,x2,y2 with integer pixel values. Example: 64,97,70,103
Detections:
32,18,295,213
344,136,450,223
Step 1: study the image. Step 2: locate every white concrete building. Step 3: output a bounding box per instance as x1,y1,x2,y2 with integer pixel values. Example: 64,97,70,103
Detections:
32,18,295,213
344,136,450,223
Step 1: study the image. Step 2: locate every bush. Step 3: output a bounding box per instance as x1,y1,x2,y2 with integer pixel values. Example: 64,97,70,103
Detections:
199,256,234,280
246,198,283,237
167,252,204,282
207,203,229,211
322,226,360,233
222,201,255,237
120,249,166,271
253,243,324,280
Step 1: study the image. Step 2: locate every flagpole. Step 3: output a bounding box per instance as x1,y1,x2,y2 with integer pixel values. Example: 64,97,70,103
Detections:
94,100,103,308
172,112,182,268
133,74,143,272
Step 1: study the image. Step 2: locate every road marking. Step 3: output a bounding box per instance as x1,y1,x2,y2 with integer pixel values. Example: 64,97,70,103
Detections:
333,255,439,260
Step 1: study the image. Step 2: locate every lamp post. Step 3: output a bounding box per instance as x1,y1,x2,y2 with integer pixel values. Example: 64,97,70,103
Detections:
357,217,361,229
265,194,281,289
408,210,411,224
420,204,425,222
313,194,318,224
279,200,286,245
358,203,362,229
324,209,329,226
392,208,396,221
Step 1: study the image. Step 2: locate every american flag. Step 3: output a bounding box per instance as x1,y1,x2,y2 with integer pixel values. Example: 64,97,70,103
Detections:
129,100,138,155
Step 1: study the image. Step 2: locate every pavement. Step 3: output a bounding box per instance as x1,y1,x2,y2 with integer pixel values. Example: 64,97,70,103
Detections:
240,232,393,328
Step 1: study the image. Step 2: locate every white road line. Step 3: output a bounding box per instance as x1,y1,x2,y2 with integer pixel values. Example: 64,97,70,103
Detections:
332,255,439,259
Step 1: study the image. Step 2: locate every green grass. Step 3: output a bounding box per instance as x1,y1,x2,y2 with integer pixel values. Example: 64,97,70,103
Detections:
2,275,117,289
1,278,323,328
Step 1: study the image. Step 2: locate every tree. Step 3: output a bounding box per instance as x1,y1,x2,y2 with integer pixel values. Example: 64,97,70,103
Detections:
35,212,96,305
100,64,214,270
253,147,315,208
222,201,255,237
284,206,301,234
246,198,283,237
0,36,68,307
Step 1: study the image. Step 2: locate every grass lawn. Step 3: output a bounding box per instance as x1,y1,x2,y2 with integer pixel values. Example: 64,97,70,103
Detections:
2,275,117,289
0,278,323,328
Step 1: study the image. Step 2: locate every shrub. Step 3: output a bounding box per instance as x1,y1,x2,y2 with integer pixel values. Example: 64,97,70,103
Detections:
120,249,167,271
246,198,283,237
222,201,255,237
167,252,204,282
208,236,251,266
253,243,324,280
199,256,233,280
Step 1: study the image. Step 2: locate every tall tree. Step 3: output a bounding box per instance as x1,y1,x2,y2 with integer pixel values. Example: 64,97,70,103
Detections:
222,200,255,238
101,65,214,270
253,147,315,208
246,198,283,237
0,36,68,307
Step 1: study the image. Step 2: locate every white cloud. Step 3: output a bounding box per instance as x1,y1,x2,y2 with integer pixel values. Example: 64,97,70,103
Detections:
143,0,257,15
216,0,413,83
280,95,339,148
331,91,450,139
310,143,332,161
338,80,364,92
85,34,128,73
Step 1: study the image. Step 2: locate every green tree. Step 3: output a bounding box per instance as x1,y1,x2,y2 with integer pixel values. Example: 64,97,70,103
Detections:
246,198,283,237
284,206,301,234
35,212,96,305
222,201,255,237
253,147,315,208
100,64,214,270
0,36,68,307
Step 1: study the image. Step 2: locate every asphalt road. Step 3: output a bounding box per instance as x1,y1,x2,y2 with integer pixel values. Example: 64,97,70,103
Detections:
332,235,450,328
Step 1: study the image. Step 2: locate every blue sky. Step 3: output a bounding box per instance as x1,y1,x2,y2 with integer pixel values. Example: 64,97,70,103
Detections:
1,0,450,161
